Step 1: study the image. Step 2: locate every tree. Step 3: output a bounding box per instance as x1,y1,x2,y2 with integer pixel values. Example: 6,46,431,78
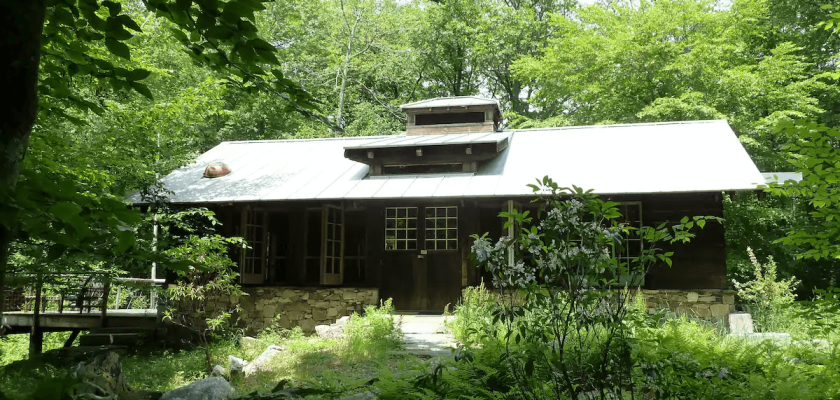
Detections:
0,0,319,313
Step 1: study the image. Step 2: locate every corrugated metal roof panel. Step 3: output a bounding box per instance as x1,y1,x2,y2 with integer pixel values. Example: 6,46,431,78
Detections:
344,131,509,149
133,120,766,204
400,96,499,109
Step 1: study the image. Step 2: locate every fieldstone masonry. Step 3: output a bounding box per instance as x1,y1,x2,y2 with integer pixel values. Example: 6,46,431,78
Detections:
641,289,736,318
208,287,379,334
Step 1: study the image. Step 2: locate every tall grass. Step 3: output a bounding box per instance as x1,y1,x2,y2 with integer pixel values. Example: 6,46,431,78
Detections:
341,298,403,362
449,282,497,344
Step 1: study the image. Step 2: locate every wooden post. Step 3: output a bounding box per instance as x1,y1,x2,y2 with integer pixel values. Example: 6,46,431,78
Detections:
100,280,110,328
29,275,43,358
63,329,80,348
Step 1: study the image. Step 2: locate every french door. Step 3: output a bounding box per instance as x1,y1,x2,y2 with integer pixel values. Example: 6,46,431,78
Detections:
240,206,267,285
321,204,344,285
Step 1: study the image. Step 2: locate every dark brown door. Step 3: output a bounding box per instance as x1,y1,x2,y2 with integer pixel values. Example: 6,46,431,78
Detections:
379,206,463,312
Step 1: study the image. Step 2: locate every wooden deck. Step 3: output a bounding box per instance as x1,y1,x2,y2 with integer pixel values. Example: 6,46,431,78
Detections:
1,309,158,334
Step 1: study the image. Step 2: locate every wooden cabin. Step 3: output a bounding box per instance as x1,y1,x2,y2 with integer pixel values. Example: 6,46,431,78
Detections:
135,97,766,317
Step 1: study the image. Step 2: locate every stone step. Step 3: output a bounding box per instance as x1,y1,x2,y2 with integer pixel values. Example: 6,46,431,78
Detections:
79,332,144,346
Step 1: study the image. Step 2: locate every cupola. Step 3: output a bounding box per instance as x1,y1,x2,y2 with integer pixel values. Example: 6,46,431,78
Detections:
400,96,501,136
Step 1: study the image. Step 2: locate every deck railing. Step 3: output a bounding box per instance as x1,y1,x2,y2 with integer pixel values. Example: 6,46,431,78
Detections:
1,273,164,314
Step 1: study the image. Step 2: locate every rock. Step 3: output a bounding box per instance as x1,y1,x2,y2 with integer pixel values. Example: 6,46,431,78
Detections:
338,391,376,400
160,377,233,400
243,345,284,376
71,351,132,398
686,292,699,302
728,332,791,346
228,356,247,376
334,316,351,327
211,364,226,377
240,336,258,348
315,324,344,339
793,339,831,351
710,304,731,318
726,312,754,334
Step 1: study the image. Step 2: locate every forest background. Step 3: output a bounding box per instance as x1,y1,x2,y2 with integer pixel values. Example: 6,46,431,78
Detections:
4,0,840,296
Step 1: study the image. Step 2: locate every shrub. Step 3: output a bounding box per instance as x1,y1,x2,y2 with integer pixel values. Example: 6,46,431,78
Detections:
341,299,402,362
733,247,799,332
449,282,498,344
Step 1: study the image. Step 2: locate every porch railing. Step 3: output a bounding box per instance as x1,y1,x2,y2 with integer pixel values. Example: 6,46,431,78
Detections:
1,273,164,314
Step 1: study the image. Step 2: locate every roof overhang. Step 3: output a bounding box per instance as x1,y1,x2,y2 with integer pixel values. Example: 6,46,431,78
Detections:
343,132,510,168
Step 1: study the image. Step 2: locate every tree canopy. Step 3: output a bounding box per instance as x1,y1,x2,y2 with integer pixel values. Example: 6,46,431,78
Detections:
1,0,840,295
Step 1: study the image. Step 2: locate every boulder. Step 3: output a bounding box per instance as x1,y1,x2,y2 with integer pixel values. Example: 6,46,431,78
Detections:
243,345,285,376
240,336,258,348
334,316,351,327
160,377,233,400
726,312,754,334
315,324,344,339
228,356,247,377
211,364,226,377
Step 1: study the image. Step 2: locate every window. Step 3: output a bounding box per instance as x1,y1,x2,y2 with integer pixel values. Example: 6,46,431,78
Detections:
240,207,266,284
615,202,643,263
382,163,463,175
425,206,458,250
385,207,418,250
415,112,485,125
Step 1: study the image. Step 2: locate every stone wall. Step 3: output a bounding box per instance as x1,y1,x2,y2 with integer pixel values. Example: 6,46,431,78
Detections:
641,289,735,318
461,288,736,319
213,287,379,334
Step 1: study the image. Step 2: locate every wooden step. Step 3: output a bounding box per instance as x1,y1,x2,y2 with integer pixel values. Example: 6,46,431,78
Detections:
88,326,166,336
79,332,144,346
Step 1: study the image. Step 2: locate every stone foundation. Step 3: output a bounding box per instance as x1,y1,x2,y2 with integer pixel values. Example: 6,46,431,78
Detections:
211,287,379,334
461,287,736,319
641,289,735,318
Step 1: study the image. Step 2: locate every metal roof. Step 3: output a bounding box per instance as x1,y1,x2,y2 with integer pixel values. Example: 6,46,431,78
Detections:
761,172,803,184
400,96,500,110
343,131,510,150
129,120,766,204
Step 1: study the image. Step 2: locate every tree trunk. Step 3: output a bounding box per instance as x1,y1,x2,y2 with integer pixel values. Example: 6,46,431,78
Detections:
0,0,46,316
336,19,359,137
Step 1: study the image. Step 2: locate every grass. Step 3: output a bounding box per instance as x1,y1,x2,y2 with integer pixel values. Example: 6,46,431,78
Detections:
0,301,419,399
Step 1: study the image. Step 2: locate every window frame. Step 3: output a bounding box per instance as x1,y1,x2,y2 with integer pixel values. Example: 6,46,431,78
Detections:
424,206,459,251
384,207,419,251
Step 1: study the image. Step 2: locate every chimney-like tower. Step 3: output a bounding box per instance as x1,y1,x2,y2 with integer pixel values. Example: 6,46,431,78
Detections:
401,97,501,136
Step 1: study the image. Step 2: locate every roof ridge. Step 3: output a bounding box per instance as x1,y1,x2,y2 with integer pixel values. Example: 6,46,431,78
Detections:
506,119,725,133
221,133,405,145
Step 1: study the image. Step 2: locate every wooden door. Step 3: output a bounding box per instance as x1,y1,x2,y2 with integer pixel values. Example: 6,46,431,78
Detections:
240,207,267,285
321,204,344,285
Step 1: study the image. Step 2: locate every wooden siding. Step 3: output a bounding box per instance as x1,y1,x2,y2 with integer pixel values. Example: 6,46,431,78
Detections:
201,192,727,312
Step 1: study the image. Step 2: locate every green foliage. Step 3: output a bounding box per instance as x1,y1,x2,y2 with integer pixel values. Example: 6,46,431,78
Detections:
733,248,800,332
464,177,714,399
767,120,840,261
341,299,403,362
449,282,497,345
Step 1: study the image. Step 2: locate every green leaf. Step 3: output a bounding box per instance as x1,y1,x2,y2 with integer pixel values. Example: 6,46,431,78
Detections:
697,219,705,228
126,69,152,81
117,230,135,253
130,81,153,99
50,202,83,221
105,38,131,60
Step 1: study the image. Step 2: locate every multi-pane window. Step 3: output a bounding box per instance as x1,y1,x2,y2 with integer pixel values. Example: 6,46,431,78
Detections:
242,208,266,276
385,207,418,250
425,206,458,250
615,202,643,263
324,206,343,275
